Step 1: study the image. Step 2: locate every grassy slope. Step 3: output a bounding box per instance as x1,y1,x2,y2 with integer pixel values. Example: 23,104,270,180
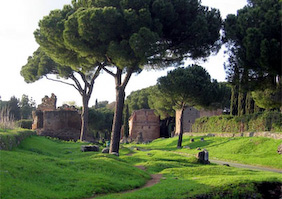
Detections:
96,149,281,199
0,128,36,150
1,135,281,199
0,136,150,199
129,136,282,169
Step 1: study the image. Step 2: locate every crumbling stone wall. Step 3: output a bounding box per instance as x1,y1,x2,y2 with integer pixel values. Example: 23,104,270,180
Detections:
175,107,222,135
37,93,57,111
32,94,81,141
129,109,160,142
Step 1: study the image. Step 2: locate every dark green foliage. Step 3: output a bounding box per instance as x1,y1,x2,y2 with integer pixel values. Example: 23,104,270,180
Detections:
237,90,246,116
123,104,129,138
95,100,109,109
252,84,282,110
0,95,35,122
21,48,73,83
148,85,175,119
223,0,281,95
88,106,114,139
125,86,176,120
33,0,221,72
6,96,21,121
193,111,282,133
245,92,255,115
16,120,33,129
19,95,36,119
157,65,228,110
125,88,151,115
230,85,263,116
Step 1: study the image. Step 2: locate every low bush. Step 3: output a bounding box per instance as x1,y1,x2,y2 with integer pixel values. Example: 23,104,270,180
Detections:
192,111,282,133
0,129,36,150
16,119,33,129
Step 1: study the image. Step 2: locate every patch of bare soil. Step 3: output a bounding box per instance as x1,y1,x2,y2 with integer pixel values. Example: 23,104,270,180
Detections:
121,173,163,194
118,165,162,193
84,165,162,198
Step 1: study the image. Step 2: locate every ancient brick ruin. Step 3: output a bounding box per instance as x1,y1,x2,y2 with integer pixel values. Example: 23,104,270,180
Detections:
128,109,160,142
175,106,222,135
32,94,81,141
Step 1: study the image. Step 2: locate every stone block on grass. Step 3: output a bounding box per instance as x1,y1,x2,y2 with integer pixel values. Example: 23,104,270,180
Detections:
102,147,109,153
81,145,99,152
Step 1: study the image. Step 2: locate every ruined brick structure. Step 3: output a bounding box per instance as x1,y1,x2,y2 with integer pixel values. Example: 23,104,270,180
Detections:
32,94,81,141
128,109,160,142
175,106,222,135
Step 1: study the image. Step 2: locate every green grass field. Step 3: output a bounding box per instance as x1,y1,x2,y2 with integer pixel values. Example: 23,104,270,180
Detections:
0,134,281,199
129,135,282,169
0,136,149,199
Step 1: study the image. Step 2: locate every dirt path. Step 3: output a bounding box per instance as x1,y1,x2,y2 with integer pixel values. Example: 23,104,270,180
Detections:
84,165,162,199
131,165,163,191
174,151,282,173
210,159,282,173
120,173,163,194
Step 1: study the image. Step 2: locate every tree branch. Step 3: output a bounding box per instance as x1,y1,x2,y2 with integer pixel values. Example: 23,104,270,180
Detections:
69,73,84,96
121,68,133,90
88,65,103,96
45,75,79,91
102,66,116,77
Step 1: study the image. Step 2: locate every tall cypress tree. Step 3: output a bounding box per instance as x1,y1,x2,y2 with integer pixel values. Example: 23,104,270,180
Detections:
230,85,239,116
123,104,130,138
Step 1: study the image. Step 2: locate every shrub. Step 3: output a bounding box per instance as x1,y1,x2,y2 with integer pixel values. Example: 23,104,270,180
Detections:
16,119,33,129
0,129,36,150
192,111,282,133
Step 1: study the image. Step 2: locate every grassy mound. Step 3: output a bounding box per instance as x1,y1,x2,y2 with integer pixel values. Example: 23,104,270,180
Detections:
0,136,150,199
0,128,36,150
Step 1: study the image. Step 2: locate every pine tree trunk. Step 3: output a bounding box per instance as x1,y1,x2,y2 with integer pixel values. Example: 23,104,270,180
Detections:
109,86,125,153
80,96,89,141
104,68,132,154
177,107,185,148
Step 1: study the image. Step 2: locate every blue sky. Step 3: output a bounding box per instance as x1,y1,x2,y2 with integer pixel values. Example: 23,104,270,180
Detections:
0,0,247,106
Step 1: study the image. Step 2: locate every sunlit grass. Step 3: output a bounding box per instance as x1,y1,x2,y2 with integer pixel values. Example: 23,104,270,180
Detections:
1,134,281,199
127,135,282,168
0,136,150,199
96,149,282,199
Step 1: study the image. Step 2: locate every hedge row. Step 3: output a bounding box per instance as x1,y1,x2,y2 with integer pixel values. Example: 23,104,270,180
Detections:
16,119,33,129
192,111,282,133
0,129,36,150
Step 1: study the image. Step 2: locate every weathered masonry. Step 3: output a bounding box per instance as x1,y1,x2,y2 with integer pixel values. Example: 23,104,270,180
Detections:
175,106,222,135
128,109,160,142
32,94,81,141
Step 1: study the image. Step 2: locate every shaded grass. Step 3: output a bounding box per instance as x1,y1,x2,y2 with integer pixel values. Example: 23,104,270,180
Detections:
0,136,150,199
